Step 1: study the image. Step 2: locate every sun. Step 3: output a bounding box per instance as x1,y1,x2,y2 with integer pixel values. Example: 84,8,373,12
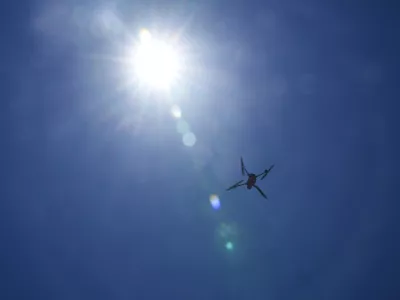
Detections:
132,29,181,90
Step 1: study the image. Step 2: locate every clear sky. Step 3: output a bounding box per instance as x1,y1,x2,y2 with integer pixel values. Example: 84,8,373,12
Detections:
1,0,399,299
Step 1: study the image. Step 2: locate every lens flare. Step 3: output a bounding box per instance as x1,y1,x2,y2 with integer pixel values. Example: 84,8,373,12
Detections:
139,28,152,43
182,132,196,147
176,119,190,135
209,194,220,210
225,241,234,251
171,105,182,119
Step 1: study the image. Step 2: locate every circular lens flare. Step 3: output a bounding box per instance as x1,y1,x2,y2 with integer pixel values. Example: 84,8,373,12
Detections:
176,120,190,134
182,132,196,147
171,105,182,119
139,28,152,43
209,194,221,210
225,241,234,251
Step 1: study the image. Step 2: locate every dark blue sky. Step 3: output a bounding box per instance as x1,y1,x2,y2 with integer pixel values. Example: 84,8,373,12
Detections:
1,1,399,299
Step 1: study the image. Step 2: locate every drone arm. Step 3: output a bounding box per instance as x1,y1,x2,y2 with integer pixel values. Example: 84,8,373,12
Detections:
256,172,266,178
226,183,245,191
226,180,245,191
254,185,268,199
256,164,275,179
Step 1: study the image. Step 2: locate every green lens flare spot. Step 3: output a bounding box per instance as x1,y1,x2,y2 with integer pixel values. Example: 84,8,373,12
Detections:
225,241,234,251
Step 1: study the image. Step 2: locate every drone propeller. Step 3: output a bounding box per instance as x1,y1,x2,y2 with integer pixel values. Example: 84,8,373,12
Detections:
254,185,267,199
226,179,244,191
241,157,248,176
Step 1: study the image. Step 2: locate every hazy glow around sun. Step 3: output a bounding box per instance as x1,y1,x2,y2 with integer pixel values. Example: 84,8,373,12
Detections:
133,29,181,90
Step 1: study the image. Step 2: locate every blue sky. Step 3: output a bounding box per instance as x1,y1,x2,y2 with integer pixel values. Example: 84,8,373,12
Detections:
1,0,399,299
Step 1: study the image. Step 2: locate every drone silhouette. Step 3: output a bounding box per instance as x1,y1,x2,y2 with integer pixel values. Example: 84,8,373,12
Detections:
226,157,274,199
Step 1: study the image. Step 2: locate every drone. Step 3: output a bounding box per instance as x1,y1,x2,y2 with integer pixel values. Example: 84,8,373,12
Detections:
226,157,274,199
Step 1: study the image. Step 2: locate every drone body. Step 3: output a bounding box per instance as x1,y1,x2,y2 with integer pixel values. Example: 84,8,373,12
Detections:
246,174,257,189
226,157,274,199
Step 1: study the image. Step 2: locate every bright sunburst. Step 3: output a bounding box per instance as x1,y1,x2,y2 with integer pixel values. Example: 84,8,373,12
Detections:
132,29,181,90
